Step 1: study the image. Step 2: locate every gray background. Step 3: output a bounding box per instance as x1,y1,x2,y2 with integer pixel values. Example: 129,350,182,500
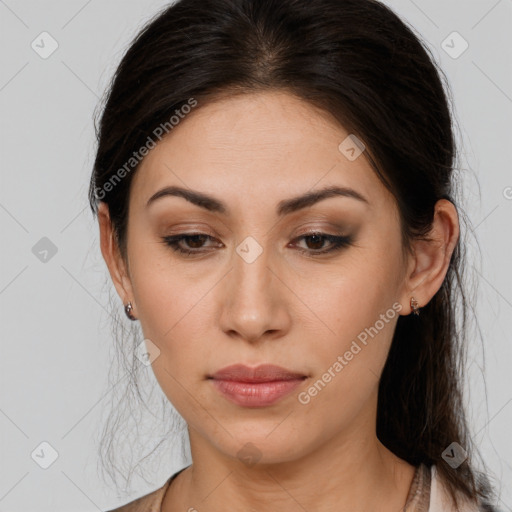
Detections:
0,0,511,510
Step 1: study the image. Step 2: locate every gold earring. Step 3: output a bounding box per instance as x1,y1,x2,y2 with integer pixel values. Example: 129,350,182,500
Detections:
410,296,420,316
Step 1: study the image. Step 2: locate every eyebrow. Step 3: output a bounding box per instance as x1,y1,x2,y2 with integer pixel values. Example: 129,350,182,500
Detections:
146,184,369,216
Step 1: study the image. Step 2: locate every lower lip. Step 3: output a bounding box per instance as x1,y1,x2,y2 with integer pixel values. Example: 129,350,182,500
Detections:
210,378,305,407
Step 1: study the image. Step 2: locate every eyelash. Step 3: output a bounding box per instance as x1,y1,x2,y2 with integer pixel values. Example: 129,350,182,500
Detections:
161,232,353,257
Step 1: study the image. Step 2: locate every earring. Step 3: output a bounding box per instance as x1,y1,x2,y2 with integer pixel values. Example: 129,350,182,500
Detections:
410,296,420,316
124,301,137,321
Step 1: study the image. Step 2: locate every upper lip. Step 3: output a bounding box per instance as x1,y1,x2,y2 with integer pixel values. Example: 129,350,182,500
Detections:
209,364,307,383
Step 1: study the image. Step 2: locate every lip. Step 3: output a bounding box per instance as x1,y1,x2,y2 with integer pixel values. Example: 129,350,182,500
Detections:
209,364,306,382
208,364,307,407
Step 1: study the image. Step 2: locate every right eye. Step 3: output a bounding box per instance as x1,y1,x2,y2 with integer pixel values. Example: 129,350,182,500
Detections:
161,233,223,256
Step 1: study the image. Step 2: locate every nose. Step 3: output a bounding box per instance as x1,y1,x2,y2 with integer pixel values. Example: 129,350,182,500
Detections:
218,245,292,344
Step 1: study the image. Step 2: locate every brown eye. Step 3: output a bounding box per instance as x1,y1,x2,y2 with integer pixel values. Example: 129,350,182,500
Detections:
303,234,327,250
162,233,223,255
292,232,353,255
184,234,209,248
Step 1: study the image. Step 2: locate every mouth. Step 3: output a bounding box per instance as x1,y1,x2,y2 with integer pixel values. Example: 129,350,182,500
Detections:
207,364,308,407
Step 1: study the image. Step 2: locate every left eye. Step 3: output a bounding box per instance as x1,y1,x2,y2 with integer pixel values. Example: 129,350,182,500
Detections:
291,232,353,254
161,232,352,256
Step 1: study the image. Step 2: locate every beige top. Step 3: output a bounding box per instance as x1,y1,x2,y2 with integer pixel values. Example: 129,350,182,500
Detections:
106,463,482,511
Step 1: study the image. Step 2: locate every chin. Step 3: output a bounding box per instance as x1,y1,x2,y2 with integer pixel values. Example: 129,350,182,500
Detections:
209,428,311,468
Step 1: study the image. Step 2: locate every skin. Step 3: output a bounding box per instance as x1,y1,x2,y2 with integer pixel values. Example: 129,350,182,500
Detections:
98,90,459,511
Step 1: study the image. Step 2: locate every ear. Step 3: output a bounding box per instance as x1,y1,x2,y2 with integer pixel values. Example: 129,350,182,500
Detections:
398,199,460,315
97,202,136,314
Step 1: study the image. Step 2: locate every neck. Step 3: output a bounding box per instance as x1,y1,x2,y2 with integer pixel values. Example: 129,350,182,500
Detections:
163,423,415,511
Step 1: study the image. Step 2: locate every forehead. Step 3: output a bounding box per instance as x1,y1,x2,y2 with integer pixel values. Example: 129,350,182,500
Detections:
131,90,391,213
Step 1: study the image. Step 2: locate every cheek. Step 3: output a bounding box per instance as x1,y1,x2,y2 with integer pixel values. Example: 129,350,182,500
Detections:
128,232,204,334
134,266,213,358
294,281,400,435
131,259,215,416
301,278,398,394
293,239,403,397
127,245,196,356
294,237,402,344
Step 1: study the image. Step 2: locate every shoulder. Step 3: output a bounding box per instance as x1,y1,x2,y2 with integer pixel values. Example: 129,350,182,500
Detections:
104,479,170,512
104,465,190,512
430,465,498,512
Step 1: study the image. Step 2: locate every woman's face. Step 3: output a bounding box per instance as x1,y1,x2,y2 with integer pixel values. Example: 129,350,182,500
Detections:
117,91,413,464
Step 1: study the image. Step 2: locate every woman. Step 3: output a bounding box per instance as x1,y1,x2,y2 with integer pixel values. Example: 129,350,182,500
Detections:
90,0,499,510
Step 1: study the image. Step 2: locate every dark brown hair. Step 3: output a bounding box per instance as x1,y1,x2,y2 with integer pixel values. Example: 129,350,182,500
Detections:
89,0,498,508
